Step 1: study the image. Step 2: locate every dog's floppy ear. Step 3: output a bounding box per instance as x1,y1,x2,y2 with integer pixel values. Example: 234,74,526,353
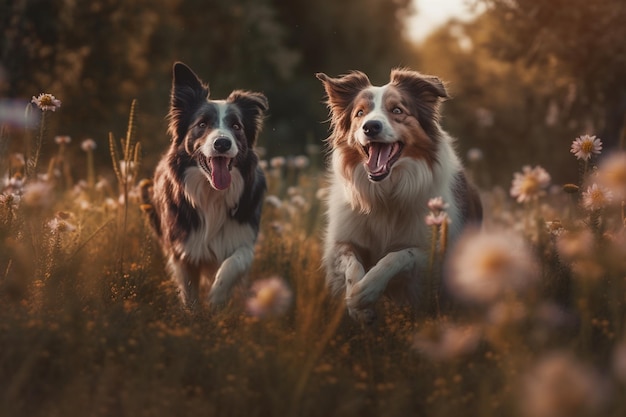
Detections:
228,91,269,146
316,71,371,117
317,71,371,139
390,68,448,102
390,68,449,136
168,62,210,142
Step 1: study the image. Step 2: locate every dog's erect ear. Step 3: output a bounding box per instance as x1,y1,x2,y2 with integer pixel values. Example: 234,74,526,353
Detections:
316,71,371,116
168,62,210,142
171,62,210,110
173,62,208,93
390,68,449,136
228,91,269,146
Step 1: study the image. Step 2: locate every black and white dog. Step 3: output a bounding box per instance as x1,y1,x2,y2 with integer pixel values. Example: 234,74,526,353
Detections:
145,62,268,308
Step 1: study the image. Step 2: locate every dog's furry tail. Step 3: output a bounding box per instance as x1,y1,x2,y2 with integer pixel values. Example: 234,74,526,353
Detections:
139,178,161,237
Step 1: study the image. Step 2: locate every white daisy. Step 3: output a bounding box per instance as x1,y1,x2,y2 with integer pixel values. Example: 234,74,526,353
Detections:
570,134,602,161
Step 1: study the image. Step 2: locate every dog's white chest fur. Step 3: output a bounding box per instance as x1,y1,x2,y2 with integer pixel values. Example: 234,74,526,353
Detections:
325,141,464,261
327,163,429,257
179,166,255,264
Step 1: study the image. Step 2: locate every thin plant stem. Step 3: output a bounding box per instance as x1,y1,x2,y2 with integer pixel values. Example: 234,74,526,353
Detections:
0,125,10,176
108,100,139,275
427,224,438,277
86,150,95,189
427,223,440,314
439,219,449,257
28,111,47,180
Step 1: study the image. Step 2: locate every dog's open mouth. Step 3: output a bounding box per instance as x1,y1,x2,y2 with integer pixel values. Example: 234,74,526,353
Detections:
364,141,403,182
198,155,234,190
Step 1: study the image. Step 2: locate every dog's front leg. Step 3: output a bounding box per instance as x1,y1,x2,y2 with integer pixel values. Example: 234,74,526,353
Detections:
347,247,423,322
339,245,366,295
326,243,369,321
208,245,254,308
326,243,365,295
168,257,201,308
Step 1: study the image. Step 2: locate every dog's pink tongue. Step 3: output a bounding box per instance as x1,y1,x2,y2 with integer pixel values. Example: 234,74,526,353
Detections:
366,142,393,174
210,157,231,190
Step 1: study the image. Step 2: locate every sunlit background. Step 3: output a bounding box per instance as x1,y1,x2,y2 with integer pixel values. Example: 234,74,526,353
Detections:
408,0,483,43
2,2,626,416
2,0,624,188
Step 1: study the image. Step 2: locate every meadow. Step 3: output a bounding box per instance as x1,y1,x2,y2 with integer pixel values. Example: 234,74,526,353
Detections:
1,95,626,417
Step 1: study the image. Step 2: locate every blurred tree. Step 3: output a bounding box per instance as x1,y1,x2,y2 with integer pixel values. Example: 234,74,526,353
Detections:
168,0,300,160
170,0,298,92
271,0,413,78
1,0,418,171
477,0,626,150
1,0,58,96
262,0,416,157
1,0,179,171
419,15,579,187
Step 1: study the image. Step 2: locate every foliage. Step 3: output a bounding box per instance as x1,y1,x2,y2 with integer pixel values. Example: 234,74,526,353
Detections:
477,0,626,148
418,15,581,187
2,87,626,417
3,1,625,189
1,0,415,164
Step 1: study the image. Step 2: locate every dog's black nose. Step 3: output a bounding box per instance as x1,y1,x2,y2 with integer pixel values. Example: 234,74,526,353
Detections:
214,138,232,153
363,120,382,137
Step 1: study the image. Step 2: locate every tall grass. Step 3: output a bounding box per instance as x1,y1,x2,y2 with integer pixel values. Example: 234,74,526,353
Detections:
1,98,626,417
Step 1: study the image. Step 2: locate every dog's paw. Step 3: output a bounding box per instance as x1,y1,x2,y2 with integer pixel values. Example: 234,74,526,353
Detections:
346,283,379,324
347,279,380,307
207,283,228,309
347,305,377,324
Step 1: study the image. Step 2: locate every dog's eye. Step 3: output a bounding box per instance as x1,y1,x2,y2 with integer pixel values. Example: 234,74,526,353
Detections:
198,122,207,128
392,107,403,114
232,122,242,131
355,109,364,117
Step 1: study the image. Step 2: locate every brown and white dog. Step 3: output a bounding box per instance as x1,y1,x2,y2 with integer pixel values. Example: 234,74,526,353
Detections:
317,69,482,322
145,62,268,308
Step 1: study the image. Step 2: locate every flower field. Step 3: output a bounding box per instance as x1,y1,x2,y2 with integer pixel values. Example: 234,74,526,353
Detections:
1,97,626,417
